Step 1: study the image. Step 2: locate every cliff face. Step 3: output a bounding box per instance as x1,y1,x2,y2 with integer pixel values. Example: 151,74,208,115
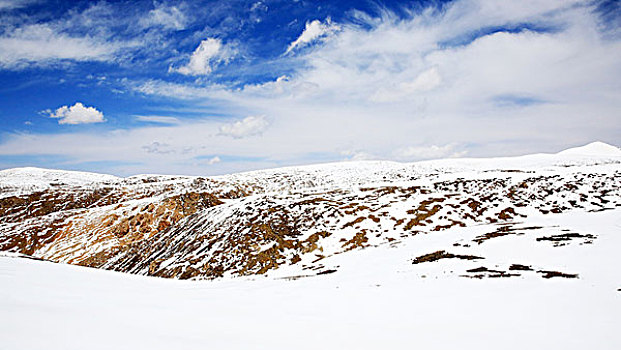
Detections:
1,144,620,280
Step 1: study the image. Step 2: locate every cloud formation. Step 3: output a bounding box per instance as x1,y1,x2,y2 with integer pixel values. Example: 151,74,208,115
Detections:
285,18,340,54
0,0,37,11
48,102,106,125
125,0,619,173
394,144,467,161
0,0,619,176
205,156,221,165
140,5,187,30
174,38,234,75
219,116,269,138
0,24,124,69
372,67,443,102
135,115,181,124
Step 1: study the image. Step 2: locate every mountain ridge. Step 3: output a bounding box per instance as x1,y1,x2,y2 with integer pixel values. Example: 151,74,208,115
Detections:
1,142,620,281
1,141,619,182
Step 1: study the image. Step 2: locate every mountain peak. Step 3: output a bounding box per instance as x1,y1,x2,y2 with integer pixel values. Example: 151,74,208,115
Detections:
558,141,621,156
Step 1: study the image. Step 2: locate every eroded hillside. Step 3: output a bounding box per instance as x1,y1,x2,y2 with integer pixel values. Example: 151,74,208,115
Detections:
1,142,620,280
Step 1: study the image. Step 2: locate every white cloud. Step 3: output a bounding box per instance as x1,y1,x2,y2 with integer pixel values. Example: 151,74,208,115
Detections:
285,18,340,54
140,5,187,30
219,116,269,138
372,67,443,102
48,102,105,125
135,115,181,124
205,156,221,165
142,141,174,154
173,38,234,76
251,2,268,12
133,80,220,100
0,0,37,10
0,24,126,69
340,150,376,161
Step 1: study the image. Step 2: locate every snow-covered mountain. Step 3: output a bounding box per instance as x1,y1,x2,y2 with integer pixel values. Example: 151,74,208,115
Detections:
2,142,621,350
1,141,620,282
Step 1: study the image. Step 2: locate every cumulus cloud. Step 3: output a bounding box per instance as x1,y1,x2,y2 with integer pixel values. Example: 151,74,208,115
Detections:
219,116,269,138
285,18,340,54
173,38,234,75
47,102,105,125
140,5,187,30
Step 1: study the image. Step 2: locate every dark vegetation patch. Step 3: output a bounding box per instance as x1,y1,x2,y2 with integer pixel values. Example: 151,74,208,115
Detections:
461,266,520,278
473,225,543,244
460,264,578,280
536,233,596,247
509,264,533,271
537,270,579,279
412,250,483,264
279,274,314,281
433,219,466,231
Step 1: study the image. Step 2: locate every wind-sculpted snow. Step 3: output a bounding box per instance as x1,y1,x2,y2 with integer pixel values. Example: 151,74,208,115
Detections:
0,142,620,281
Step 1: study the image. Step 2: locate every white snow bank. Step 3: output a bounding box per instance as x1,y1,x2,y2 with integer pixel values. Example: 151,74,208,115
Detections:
1,209,620,350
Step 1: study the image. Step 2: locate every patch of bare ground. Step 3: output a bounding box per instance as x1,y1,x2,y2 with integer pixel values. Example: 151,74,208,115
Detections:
404,198,445,230
509,264,533,271
461,266,520,279
341,232,369,251
412,250,483,264
536,233,596,247
537,270,579,279
458,263,579,279
278,274,314,281
473,225,543,244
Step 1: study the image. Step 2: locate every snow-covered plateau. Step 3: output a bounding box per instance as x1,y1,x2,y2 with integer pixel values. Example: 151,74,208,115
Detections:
1,141,620,349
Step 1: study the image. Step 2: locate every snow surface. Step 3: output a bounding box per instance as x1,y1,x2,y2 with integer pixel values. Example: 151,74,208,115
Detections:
558,141,621,156
1,209,620,349
1,141,620,349
0,167,119,198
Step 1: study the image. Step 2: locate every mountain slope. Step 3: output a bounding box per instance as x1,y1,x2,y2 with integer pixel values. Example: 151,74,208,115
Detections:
1,207,620,350
0,142,620,281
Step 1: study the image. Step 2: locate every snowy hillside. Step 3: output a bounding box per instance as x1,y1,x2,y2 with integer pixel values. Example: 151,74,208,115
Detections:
1,141,620,281
1,141,621,349
1,206,620,350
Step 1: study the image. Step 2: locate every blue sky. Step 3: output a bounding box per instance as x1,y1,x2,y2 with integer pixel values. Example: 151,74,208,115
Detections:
0,0,619,176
